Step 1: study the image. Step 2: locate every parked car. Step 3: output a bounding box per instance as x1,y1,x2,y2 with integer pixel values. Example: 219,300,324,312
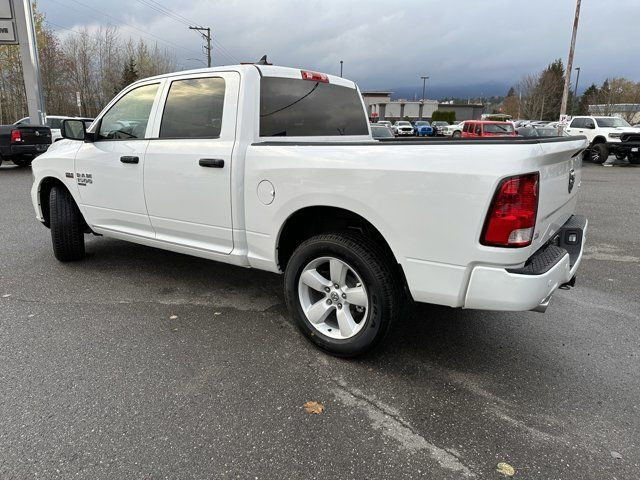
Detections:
461,121,516,138
376,121,392,130
0,123,52,167
516,126,559,138
393,120,414,136
370,124,394,140
431,121,449,136
31,63,588,356
444,121,464,138
413,120,433,137
15,115,93,141
564,116,640,163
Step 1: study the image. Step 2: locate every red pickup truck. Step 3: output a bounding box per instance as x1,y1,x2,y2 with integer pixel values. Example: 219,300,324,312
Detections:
461,120,516,138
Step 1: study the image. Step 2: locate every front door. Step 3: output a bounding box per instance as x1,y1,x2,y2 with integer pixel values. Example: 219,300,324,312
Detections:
143,72,239,254
75,82,162,237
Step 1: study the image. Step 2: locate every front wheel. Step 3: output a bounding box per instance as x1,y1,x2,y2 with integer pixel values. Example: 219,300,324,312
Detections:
452,131,461,138
49,185,86,261
589,143,608,164
284,233,402,357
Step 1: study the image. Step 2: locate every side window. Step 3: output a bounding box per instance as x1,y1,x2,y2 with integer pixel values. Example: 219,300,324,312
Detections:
160,77,225,138
98,83,159,140
570,118,584,128
475,124,482,135
463,122,469,132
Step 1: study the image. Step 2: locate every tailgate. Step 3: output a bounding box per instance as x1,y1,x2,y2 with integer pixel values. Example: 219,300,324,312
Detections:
531,138,586,251
17,126,52,145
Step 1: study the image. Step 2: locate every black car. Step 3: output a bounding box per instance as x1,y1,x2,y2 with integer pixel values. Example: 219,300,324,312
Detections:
0,123,52,167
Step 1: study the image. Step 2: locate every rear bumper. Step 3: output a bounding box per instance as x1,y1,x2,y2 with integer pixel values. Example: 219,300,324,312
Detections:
10,144,50,156
464,215,587,312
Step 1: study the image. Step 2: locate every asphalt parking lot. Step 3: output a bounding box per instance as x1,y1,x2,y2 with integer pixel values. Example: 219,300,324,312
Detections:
0,161,638,479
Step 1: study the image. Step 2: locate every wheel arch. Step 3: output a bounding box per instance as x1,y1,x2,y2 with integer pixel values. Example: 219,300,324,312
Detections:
276,206,407,290
38,176,88,230
592,135,607,145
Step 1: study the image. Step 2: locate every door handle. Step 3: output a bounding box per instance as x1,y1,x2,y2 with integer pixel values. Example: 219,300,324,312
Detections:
199,158,224,168
120,156,139,164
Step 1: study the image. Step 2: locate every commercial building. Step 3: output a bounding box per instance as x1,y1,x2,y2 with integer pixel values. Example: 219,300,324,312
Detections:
361,91,484,122
588,104,640,124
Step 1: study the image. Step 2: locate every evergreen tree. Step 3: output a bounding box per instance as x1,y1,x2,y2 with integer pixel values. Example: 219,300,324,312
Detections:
120,57,138,90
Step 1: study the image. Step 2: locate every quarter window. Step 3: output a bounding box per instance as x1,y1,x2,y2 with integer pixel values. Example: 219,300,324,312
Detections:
98,83,159,140
160,77,226,138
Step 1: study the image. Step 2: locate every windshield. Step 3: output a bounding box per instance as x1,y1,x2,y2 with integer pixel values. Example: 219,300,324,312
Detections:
414,121,429,126
483,123,514,134
595,117,631,128
397,121,411,126
371,126,394,138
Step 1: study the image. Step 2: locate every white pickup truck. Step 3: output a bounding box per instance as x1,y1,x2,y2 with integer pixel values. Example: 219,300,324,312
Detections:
31,64,588,356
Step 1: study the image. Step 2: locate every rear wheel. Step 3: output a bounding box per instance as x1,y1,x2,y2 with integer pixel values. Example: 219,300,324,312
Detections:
49,185,86,261
284,233,402,357
452,131,461,138
589,143,608,164
614,151,627,161
12,157,33,167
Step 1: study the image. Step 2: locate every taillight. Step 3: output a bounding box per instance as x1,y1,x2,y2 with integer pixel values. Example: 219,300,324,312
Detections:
10,129,21,143
481,172,539,247
301,70,329,83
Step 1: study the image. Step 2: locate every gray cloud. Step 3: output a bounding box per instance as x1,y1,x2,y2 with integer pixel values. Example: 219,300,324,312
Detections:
40,0,640,96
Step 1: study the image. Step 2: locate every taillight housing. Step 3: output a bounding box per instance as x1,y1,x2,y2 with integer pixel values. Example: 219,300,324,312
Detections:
300,70,329,83
10,129,21,143
481,172,539,247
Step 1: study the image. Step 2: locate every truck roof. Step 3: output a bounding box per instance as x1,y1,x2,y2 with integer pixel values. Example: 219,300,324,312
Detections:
130,64,358,90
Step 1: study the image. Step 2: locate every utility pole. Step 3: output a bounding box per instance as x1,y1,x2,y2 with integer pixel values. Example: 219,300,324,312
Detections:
572,67,581,115
339,60,343,77
189,26,211,67
560,0,581,119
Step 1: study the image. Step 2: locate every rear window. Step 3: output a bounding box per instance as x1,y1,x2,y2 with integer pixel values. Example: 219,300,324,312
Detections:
260,77,368,137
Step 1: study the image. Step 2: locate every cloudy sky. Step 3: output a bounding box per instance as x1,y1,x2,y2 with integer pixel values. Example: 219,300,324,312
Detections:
39,0,640,98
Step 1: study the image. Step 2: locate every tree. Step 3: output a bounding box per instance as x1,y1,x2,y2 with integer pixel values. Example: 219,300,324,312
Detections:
120,57,138,91
578,84,599,115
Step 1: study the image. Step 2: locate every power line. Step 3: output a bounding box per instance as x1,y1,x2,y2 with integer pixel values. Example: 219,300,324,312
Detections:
135,0,240,64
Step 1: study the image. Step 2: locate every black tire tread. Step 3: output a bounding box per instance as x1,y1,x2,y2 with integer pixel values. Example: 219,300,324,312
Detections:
284,231,404,357
50,185,85,262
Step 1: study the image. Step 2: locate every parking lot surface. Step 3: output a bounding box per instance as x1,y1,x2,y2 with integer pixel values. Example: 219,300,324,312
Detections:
1,162,638,479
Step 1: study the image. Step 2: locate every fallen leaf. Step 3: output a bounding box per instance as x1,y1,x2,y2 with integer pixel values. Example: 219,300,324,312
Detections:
303,401,324,414
2,294,12,298
610,451,622,459
214,312,221,316
169,315,178,320
497,462,515,476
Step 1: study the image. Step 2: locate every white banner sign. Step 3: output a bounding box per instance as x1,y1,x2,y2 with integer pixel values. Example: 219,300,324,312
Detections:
0,0,13,19
0,19,16,43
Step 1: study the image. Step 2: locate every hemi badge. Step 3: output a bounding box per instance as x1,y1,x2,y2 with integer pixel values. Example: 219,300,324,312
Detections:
65,172,74,178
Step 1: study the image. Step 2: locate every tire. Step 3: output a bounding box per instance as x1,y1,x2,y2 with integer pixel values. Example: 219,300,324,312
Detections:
629,155,640,165
452,131,461,138
589,143,608,164
12,157,33,167
49,185,86,262
614,151,627,161
284,232,403,357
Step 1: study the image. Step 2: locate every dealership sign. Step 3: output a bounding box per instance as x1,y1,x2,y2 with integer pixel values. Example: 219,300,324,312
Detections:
0,0,17,44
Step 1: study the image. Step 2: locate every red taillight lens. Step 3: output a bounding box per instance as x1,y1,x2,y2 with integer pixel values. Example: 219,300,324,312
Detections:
481,172,539,247
300,70,329,83
10,129,21,143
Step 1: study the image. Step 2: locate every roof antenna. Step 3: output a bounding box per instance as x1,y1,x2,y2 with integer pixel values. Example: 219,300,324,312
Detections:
256,55,271,65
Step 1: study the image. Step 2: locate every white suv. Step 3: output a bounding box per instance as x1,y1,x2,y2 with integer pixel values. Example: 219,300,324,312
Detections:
565,116,640,164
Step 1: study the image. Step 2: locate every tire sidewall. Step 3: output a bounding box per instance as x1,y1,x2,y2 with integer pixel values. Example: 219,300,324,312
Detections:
284,237,388,356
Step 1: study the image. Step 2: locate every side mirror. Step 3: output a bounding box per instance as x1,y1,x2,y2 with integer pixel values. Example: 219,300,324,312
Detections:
61,119,87,141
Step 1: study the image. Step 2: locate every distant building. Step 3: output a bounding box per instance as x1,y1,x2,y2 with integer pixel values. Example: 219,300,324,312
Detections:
361,91,438,122
361,91,484,122
588,104,640,124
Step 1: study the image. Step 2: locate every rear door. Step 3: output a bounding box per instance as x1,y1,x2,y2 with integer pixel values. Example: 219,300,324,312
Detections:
143,71,239,254
74,81,162,237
